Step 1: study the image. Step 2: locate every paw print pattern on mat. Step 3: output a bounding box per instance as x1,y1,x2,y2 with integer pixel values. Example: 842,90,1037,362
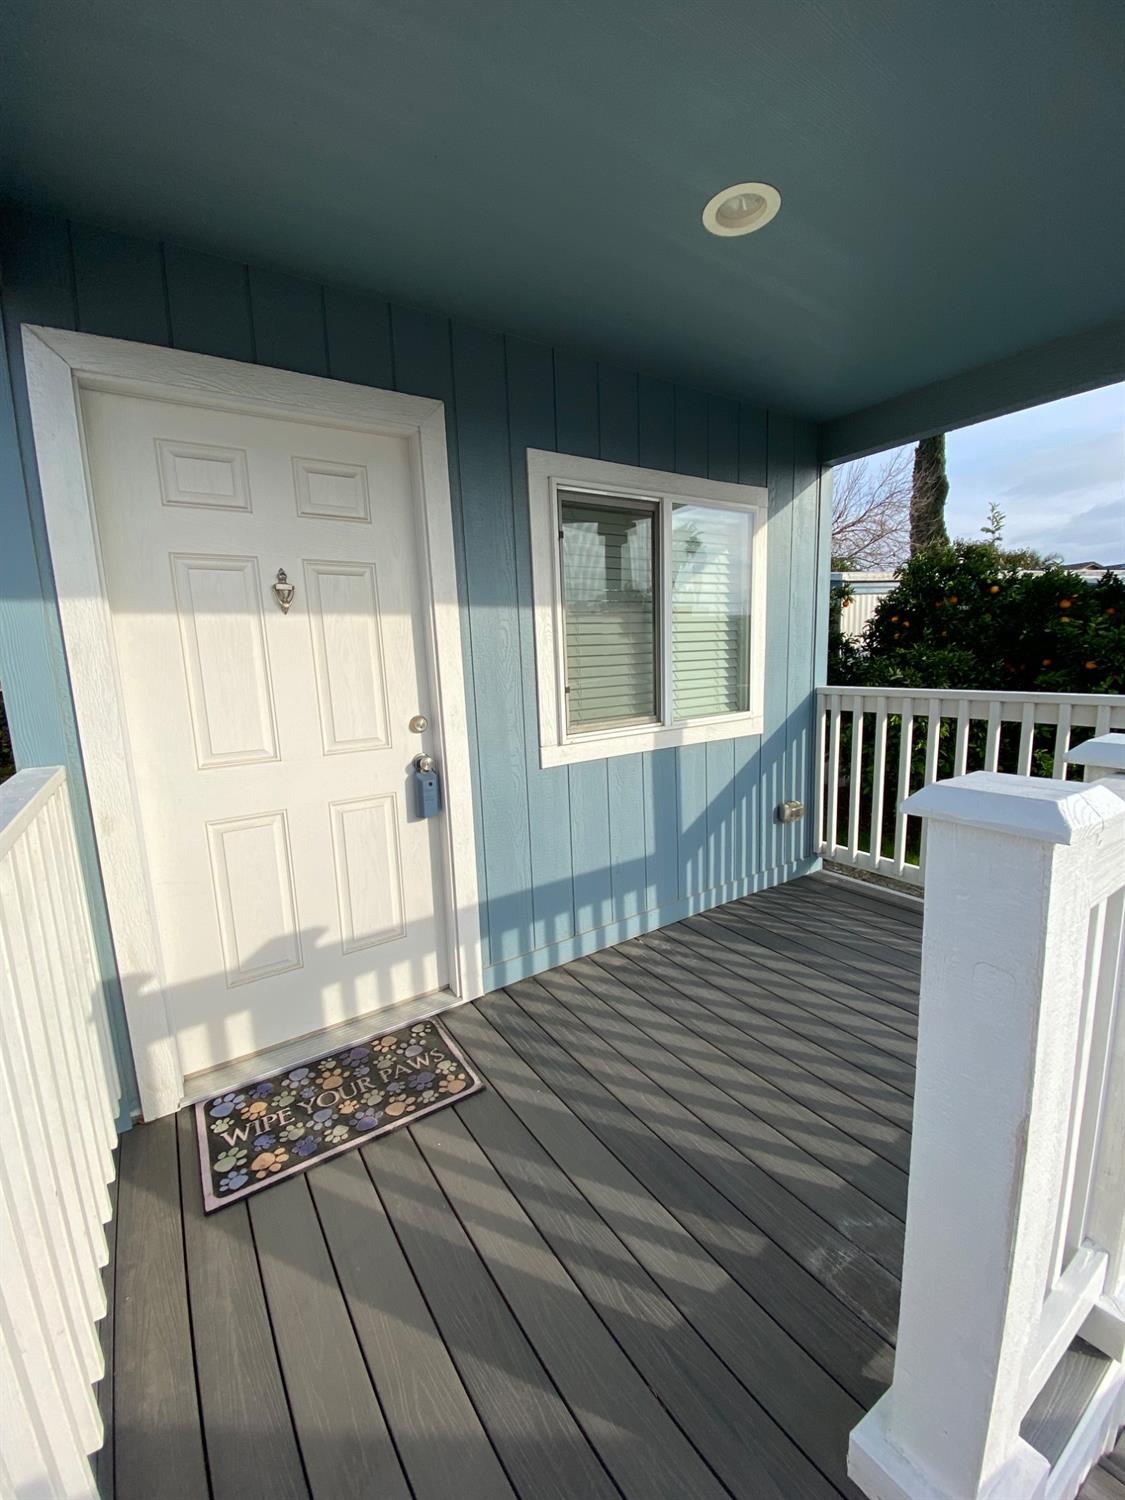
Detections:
208,1091,244,1119
196,1017,480,1211
251,1148,289,1179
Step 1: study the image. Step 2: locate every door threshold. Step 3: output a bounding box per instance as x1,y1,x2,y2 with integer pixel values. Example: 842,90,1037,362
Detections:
179,988,471,1109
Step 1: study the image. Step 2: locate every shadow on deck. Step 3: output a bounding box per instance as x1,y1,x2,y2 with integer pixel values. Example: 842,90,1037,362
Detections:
94,873,1119,1500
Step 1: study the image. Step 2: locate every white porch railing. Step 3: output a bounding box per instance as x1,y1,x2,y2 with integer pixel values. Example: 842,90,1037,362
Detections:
849,740,1125,1500
816,687,1125,886
1,768,121,1500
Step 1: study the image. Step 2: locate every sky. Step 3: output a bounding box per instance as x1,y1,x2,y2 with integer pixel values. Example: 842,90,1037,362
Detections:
853,380,1125,565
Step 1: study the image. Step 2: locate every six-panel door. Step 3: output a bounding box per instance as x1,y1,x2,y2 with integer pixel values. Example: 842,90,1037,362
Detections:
80,388,449,1076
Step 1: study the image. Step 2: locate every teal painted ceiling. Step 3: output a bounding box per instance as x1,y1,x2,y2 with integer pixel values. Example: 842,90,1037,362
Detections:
2,0,1122,419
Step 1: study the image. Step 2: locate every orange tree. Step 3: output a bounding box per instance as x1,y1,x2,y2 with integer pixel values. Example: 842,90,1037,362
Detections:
825,543,1125,859
831,542,1125,694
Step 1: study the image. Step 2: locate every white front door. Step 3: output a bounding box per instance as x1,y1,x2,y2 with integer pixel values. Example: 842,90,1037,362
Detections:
80,388,451,1077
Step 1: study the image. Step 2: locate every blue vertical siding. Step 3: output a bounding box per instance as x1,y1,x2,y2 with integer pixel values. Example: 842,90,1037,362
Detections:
71,225,170,345
761,412,798,874
506,337,573,950
554,353,614,938
0,207,825,1096
704,394,740,890
637,377,681,914
672,388,709,901
249,267,328,376
165,246,257,364
452,323,533,963
597,366,646,926
784,424,823,867
735,403,770,888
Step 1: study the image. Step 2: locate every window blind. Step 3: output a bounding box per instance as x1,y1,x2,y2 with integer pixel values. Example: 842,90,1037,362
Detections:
559,493,657,730
671,504,752,719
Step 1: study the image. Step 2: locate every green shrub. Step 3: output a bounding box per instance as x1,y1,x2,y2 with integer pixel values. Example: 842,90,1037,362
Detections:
830,542,1125,694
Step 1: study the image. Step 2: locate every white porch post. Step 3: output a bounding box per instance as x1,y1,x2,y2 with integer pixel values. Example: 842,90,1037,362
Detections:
848,770,1125,1500
1067,734,1125,1363
1079,932,1125,1363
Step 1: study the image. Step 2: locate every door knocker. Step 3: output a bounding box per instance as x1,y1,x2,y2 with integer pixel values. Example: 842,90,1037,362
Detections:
272,568,296,614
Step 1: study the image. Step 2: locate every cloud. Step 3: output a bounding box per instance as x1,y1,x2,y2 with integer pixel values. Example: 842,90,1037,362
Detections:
997,430,1123,502
946,381,1124,562
1019,497,1125,564
834,383,1124,565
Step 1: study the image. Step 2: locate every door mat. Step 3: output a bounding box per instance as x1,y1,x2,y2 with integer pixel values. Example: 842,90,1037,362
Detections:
195,1016,482,1211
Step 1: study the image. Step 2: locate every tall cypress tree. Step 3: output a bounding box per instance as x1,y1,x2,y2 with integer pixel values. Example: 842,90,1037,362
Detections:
910,434,950,553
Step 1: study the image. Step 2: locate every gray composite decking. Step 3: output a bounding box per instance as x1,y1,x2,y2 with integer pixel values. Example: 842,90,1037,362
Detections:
96,873,1120,1500
1083,1437,1125,1500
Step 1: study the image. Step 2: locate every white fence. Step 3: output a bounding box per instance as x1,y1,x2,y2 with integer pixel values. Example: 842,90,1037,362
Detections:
817,687,1125,886
850,751,1125,1500
1,768,121,1500
832,571,895,642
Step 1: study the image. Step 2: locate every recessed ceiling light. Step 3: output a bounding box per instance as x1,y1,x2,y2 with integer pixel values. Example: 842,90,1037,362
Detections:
702,182,781,237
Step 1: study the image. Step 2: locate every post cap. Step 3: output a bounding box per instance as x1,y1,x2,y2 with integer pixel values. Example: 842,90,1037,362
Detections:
1065,732,1125,775
902,770,1125,845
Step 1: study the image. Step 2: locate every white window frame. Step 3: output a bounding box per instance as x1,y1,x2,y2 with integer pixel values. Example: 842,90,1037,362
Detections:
527,449,768,767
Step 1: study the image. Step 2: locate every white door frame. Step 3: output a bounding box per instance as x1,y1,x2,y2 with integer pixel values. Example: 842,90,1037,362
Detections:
22,325,485,1121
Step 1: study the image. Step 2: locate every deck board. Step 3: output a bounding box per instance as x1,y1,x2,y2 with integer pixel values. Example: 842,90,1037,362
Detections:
522,965,909,1234
446,1004,859,1488
413,1106,733,1500
482,987,895,1415
366,1125,621,1500
306,1148,517,1500
690,912,920,1062
1083,1467,1125,1499
582,945,912,1167
1102,1434,1125,1485
102,874,1114,1500
650,923,918,1101
452,1070,836,1500
705,905,921,1027
779,879,923,934
113,1116,209,1500
92,1157,118,1500
249,1177,412,1499
1022,1340,1113,1467
175,1111,308,1500
603,939,914,1144
762,885,924,967
740,918,922,1006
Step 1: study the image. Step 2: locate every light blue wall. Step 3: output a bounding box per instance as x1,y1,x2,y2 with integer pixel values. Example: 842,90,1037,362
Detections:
0,209,826,1116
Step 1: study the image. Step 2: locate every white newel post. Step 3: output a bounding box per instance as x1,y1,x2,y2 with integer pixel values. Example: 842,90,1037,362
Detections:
848,770,1125,1500
1067,734,1125,1364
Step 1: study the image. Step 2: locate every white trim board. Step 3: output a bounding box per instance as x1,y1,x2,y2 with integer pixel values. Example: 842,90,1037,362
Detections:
22,325,484,1121
525,448,769,767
